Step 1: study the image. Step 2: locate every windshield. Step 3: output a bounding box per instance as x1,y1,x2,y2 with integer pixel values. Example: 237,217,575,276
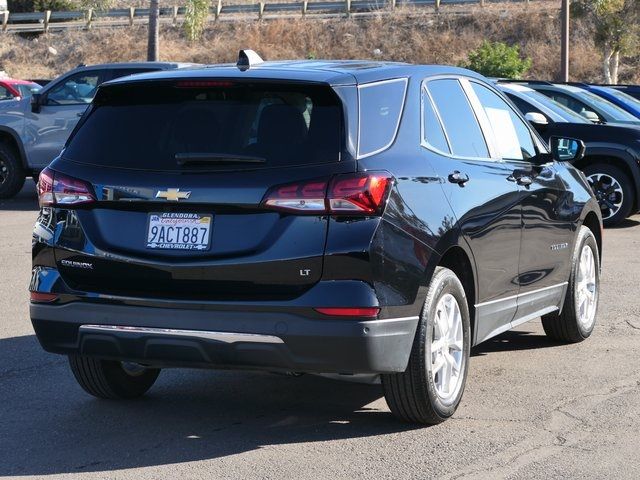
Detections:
523,90,589,123
64,81,343,171
573,89,639,122
16,83,41,98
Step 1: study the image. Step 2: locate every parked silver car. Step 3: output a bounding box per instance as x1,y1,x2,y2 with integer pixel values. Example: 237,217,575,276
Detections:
0,62,195,198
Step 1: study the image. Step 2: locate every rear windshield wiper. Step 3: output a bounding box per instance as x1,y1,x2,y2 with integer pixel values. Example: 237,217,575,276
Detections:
175,153,266,166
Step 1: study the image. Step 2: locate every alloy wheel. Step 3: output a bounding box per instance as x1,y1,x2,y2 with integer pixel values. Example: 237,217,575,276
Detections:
120,361,148,377
0,159,7,185
430,293,465,403
587,173,624,221
576,244,597,330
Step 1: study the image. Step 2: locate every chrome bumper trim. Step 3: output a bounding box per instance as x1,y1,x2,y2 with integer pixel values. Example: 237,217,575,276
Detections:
79,325,284,345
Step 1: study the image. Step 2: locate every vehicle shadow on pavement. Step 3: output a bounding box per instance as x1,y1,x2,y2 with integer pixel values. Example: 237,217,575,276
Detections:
607,217,640,229
471,328,559,357
0,182,38,211
0,334,421,476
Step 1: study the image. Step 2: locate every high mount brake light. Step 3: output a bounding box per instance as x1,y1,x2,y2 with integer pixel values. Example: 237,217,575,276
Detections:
262,172,393,215
38,167,95,208
175,80,236,88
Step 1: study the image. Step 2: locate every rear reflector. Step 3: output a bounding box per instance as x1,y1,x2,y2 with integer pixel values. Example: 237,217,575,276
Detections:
30,292,59,303
262,172,392,215
314,307,380,318
38,167,95,208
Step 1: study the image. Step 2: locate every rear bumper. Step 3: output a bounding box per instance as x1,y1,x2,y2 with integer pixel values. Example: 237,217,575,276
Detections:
30,302,419,374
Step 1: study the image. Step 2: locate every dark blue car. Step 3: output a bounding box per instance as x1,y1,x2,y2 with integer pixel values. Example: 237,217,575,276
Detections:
572,83,640,119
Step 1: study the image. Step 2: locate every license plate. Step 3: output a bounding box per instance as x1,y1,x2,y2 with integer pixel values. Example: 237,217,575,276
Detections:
146,213,212,251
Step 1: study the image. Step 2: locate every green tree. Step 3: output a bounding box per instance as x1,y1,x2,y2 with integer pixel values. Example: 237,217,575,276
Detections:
573,0,640,84
460,41,532,79
184,0,210,41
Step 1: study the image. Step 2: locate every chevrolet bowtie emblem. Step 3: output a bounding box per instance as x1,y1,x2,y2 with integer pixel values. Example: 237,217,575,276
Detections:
156,188,191,201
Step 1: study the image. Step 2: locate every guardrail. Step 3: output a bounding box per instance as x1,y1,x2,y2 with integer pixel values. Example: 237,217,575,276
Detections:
0,0,535,33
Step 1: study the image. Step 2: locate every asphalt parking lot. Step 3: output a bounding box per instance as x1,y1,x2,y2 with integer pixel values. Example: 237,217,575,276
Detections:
1,182,639,480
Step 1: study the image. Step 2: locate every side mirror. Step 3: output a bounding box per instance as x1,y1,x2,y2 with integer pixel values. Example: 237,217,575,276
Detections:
525,112,548,126
31,93,42,113
581,110,600,123
549,136,585,163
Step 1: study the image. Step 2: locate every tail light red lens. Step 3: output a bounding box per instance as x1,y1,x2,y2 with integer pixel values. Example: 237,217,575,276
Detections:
38,167,95,208
262,178,328,213
262,172,393,215
328,173,392,214
314,307,380,318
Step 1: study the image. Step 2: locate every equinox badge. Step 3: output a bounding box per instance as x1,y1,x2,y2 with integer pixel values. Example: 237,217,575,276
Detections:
156,188,191,201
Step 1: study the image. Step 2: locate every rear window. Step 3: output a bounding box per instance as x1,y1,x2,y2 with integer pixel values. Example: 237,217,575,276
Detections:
64,81,343,170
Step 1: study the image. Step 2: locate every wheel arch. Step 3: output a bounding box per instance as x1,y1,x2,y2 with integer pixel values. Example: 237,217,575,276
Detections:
581,210,603,265
576,150,640,213
436,245,477,342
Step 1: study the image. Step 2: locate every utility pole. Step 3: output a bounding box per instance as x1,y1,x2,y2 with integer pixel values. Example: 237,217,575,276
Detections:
560,0,569,81
147,0,159,61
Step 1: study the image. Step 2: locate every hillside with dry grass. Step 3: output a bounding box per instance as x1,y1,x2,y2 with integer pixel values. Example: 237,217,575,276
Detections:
1,1,638,83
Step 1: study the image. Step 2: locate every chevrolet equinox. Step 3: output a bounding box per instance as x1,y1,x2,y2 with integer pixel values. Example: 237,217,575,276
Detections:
30,53,603,424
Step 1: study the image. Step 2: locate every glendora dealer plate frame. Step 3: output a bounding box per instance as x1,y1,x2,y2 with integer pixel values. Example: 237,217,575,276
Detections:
146,212,213,251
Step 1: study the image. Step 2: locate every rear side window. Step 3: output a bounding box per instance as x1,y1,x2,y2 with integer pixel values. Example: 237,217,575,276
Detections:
426,79,489,159
64,82,343,170
421,88,450,154
358,78,407,158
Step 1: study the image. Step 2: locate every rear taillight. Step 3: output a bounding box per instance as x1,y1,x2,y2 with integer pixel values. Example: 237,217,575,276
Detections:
38,167,95,208
314,307,380,318
262,179,328,213
262,172,393,215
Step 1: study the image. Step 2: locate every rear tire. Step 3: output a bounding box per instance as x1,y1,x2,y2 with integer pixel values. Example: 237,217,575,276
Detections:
0,143,26,199
382,267,471,424
542,226,599,343
68,355,160,399
583,164,633,227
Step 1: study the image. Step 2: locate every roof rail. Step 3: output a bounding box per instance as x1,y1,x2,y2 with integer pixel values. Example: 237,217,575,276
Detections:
496,79,554,85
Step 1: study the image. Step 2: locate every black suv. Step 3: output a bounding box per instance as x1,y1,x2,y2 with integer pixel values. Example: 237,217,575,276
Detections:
30,55,602,424
500,81,640,226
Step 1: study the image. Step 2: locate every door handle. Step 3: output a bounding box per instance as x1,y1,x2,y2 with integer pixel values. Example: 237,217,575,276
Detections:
76,112,83,117
448,171,470,186
507,174,533,187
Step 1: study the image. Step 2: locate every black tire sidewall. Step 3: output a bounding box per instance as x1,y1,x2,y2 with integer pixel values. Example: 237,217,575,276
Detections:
569,227,600,339
419,268,471,418
583,164,634,227
0,144,25,199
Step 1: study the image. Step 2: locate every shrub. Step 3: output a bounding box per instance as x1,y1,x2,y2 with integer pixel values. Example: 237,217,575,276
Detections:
184,0,211,42
460,40,532,79
9,0,76,12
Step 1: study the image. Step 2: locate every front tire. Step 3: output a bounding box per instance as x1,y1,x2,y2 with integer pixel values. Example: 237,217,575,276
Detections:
542,226,599,343
584,164,633,227
0,143,26,199
69,355,160,399
382,267,471,424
